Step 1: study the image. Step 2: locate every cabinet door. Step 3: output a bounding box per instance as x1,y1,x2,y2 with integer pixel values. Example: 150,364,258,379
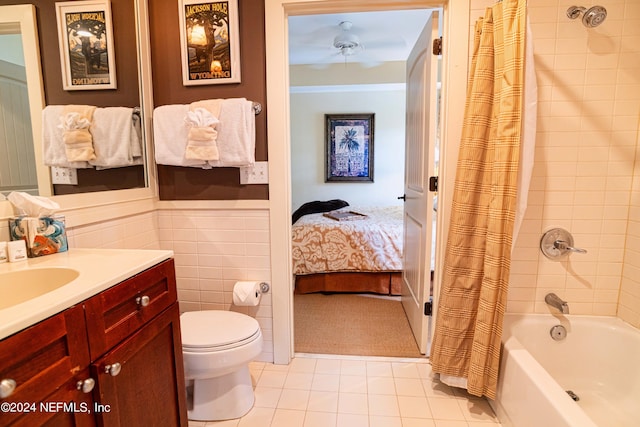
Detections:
91,303,187,427
0,305,92,427
85,259,177,361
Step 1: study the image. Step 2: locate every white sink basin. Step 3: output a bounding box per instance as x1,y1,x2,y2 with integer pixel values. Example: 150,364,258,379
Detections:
0,267,80,310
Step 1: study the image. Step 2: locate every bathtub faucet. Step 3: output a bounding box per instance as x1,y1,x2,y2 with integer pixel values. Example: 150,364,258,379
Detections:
545,293,569,314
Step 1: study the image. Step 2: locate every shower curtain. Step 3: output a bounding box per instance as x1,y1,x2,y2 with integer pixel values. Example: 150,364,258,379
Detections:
429,0,528,399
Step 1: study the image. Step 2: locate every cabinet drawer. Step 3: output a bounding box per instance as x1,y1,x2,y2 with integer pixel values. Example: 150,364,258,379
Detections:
84,259,177,361
0,305,89,420
7,368,96,427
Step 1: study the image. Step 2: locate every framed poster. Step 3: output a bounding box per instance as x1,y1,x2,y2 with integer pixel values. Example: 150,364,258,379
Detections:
325,113,375,182
178,0,241,85
55,0,117,90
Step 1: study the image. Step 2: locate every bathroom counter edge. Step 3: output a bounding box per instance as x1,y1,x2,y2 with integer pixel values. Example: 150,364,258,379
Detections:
0,248,174,340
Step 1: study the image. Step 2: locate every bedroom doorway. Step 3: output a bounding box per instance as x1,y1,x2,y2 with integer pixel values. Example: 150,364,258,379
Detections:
288,8,442,358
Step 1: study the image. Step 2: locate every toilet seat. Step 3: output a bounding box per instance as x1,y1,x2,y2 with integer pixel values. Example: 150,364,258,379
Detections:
181,310,261,352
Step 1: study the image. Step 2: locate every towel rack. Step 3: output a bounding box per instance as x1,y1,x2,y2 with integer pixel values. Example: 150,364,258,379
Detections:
252,102,262,115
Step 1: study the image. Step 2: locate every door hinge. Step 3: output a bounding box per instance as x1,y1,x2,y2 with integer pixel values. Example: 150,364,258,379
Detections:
432,37,442,55
424,301,433,316
429,176,438,192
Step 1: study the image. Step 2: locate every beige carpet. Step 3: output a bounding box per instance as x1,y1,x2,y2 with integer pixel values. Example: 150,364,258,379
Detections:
294,293,422,358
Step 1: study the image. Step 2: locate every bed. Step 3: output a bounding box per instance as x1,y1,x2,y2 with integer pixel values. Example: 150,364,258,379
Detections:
292,205,404,295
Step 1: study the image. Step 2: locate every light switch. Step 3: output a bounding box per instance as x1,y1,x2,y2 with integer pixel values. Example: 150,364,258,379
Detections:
240,162,269,184
51,167,78,185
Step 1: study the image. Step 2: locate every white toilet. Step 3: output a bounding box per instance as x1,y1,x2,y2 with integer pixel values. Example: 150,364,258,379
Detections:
180,310,263,421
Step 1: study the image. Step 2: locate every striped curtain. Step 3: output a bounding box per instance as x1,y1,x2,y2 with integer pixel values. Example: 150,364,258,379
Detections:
429,0,526,399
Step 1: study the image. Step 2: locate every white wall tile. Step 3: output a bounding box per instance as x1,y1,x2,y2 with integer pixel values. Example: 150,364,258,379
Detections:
498,0,640,325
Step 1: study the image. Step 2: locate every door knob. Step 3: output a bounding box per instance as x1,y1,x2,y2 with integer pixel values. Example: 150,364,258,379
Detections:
397,194,406,201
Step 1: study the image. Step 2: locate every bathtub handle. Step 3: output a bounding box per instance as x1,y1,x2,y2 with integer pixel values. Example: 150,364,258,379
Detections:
553,240,587,254
540,228,587,260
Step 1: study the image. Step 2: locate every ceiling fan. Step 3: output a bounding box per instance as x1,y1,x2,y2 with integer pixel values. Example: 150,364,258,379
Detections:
290,19,407,67
332,21,363,57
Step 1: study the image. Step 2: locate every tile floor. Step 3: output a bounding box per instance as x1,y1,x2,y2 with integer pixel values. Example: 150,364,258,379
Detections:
188,354,502,427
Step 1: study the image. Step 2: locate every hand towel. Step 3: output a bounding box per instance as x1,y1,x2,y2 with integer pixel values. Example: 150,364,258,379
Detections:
42,106,92,168
153,104,209,168
186,100,223,161
90,107,143,169
208,98,255,167
61,105,97,162
185,107,220,160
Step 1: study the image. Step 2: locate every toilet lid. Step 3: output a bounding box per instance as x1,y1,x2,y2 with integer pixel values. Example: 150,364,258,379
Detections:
180,310,260,349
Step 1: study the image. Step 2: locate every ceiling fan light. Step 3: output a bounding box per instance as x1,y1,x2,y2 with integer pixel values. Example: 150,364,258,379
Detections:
341,46,355,56
334,32,359,47
334,33,360,58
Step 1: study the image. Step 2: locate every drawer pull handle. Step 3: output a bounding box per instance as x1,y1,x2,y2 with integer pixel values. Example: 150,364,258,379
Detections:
0,379,16,398
76,378,95,393
136,295,150,307
105,362,122,377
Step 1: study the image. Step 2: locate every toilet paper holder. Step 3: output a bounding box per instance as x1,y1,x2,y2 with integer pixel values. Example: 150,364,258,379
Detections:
259,282,270,293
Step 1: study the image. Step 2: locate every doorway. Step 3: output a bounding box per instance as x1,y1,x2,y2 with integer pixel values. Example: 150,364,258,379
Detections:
265,0,470,365
288,8,440,358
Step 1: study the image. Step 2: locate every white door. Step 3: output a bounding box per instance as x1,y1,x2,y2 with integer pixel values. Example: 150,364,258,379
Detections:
401,13,438,355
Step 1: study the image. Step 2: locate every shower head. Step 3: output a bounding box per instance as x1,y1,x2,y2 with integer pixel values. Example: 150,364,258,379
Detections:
567,5,607,28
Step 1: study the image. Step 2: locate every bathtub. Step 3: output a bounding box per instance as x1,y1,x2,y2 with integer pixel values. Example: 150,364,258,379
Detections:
489,313,640,427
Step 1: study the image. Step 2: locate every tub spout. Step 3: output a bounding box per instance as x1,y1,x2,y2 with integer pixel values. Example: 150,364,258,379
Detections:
545,293,569,314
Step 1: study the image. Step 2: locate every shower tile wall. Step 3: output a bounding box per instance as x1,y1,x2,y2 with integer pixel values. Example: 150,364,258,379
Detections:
471,0,640,325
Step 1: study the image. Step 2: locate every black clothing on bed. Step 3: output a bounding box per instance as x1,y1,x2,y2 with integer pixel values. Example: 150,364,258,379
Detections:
292,199,349,224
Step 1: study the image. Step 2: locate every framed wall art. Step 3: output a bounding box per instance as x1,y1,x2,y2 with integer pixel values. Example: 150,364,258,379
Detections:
55,0,117,90
325,113,375,182
178,0,241,86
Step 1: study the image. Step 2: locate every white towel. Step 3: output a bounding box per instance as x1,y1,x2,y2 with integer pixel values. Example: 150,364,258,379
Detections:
42,105,92,169
153,104,209,168
208,98,255,167
90,107,143,169
153,99,256,168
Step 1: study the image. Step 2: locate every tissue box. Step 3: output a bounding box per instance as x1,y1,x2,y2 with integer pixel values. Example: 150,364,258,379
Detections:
8,215,68,258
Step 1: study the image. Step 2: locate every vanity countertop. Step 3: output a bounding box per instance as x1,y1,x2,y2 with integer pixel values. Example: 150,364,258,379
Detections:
0,248,173,340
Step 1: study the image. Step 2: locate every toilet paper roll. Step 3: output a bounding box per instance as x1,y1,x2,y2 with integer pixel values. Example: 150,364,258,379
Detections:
233,281,262,306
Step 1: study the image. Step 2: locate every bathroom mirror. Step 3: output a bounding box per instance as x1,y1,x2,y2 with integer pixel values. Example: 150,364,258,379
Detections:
0,5,47,197
0,0,154,216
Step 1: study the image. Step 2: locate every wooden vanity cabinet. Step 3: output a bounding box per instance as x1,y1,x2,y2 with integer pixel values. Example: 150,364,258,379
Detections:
0,258,187,427
84,258,187,427
0,305,95,427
